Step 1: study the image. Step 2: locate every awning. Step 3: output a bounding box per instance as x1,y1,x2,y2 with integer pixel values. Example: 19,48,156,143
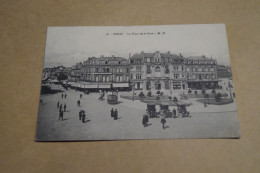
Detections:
99,84,110,88
113,83,129,87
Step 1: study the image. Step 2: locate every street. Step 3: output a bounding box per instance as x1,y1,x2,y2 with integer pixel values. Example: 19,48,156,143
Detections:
36,84,240,141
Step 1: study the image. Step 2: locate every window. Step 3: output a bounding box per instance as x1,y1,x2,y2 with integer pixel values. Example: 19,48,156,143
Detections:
155,66,161,72
147,66,151,74
136,74,142,79
118,61,121,64
165,65,169,74
174,74,179,79
105,61,108,64
130,74,133,79
130,59,134,64
147,58,150,62
136,66,142,72
173,66,178,71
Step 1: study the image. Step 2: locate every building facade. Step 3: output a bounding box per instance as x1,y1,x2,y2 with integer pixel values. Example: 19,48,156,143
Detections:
68,56,130,89
217,65,232,78
130,51,218,91
184,56,218,89
67,52,218,91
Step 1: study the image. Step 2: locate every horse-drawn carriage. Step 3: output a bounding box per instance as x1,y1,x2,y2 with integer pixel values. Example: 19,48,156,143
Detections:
177,103,190,118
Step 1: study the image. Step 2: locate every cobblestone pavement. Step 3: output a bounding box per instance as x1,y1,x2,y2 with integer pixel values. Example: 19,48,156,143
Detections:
36,83,240,141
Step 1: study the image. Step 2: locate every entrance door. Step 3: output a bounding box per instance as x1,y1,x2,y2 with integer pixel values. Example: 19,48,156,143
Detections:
155,81,161,90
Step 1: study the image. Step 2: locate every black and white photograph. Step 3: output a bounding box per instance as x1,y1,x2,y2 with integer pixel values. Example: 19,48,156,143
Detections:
36,24,240,141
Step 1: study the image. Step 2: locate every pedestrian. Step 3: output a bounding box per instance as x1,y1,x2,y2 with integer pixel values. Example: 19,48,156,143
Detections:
57,101,59,109
80,94,82,99
111,108,114,118
64,94,67,99
161,114,166,129
58,110,64,120
142,115,147,127
172,108,177,118
79,110,82,120
114,109,118,120
82,111,86,123
62,93,64,99
59,104,63,112
64,104,66,112
77,100,80,107
145,112,149,124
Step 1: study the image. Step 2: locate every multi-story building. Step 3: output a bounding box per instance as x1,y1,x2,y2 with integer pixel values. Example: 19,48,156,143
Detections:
130,51,187,91
130,51,218,91
217,65,232,79
69,55,130,89
184,56,218,89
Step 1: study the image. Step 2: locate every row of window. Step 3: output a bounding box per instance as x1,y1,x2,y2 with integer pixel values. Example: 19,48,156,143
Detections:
83,67,129,73
83,75,129,82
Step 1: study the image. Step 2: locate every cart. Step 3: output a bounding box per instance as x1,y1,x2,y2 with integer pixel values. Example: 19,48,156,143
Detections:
177,104,190,118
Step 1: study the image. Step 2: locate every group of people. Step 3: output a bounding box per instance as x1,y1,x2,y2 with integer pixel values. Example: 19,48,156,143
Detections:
142,109,168,129
79,110,87,123
57,101,67,121
110,108,119,120
61,93,67,99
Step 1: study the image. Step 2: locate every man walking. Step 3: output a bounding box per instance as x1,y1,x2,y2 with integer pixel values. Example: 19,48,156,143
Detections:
58,110,64,120
59,104,63,112
64,94,67,99
111,108,114,118
82,111,86,123
80,94,82,99
79,110,82,120
62,93,64,99
173,108,177,118
161,114,166,129
77,100,80,107
114,109,118,120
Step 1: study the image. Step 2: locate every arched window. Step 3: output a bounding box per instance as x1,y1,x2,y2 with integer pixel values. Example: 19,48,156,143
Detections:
155,66,161,72
165,81,169,90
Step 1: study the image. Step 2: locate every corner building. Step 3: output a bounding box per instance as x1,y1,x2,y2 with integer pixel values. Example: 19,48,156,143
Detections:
130,51,188,91
130,51,218,91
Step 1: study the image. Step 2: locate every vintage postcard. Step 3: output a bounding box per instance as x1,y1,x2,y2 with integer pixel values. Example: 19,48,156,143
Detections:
36,24,240,141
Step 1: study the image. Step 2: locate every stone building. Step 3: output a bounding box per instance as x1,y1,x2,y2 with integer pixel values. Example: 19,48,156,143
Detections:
69,56,130,89
129,51,218,91
184,56,218,89
217,65,232,78
130,51,187,91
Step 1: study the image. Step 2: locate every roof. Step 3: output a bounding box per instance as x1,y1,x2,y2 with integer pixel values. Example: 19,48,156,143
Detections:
185,55,211,60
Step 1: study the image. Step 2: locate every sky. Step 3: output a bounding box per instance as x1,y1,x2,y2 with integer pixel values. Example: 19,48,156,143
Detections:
43,24,231,68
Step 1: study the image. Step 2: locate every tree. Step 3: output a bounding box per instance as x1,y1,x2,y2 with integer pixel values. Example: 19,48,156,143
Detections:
139,92,145,98
57,72,68,81
215,93,222,102
211,89,216,95
147,91,152,97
